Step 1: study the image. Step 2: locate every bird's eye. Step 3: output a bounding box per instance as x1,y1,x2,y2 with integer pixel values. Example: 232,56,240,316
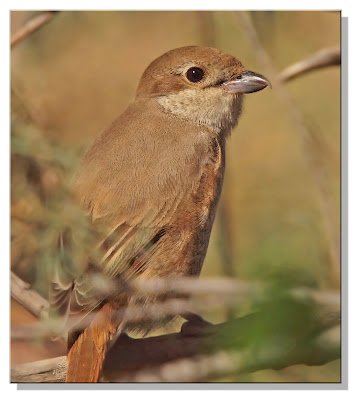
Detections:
186,67,205,83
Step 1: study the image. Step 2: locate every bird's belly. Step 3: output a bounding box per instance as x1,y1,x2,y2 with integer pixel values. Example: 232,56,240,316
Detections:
108,139,225,336
142,138,225,280
122,157,225,335
181,169,224,276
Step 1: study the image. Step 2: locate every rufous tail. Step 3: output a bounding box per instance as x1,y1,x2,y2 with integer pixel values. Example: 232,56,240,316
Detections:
66,303,118,382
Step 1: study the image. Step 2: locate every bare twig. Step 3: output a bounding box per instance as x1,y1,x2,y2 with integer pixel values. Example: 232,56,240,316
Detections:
235,12,341,286
11,11,59,49
11,272,339,341
278,47,340,83
11,293,246,340
11,272,48,318
10,272,257,340
132,275,257,296
10,271,257,332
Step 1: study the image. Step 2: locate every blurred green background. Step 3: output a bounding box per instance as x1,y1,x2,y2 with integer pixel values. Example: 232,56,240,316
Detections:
10,11,340,382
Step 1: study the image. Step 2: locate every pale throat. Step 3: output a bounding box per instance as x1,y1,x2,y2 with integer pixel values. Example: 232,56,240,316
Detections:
157,88,243,134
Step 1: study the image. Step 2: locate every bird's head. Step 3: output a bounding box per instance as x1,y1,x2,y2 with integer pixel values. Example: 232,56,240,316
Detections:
136,46,270,133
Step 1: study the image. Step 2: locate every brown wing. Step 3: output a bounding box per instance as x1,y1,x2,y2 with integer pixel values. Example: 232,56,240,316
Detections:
49,98,215,324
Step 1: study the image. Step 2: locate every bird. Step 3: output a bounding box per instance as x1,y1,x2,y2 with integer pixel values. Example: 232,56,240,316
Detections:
49,45,270,382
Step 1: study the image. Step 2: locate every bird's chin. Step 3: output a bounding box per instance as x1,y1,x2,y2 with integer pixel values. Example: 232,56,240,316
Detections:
157,87,244,133
223,90,242,99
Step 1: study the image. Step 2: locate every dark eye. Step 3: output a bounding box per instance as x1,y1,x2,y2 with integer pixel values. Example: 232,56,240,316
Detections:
186,67,204,83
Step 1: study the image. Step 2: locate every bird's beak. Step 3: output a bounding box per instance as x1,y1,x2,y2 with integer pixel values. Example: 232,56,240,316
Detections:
222,71,271,94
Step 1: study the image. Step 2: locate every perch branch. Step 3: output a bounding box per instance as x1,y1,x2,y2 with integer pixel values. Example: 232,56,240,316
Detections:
11,11,59,49
11,310,340,382
278,47,340,82
113,326,341,382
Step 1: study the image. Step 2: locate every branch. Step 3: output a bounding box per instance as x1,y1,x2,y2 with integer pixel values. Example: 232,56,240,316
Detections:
112,326,341,382
11,272,48,318
11,272,340,382
11,11,60,49
10,271,260,340
11,356,67,383
278,47,340,82
11,272,339,340
11,310,340,382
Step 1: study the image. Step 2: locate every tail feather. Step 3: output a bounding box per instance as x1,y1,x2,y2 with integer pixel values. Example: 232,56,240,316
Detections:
66,303,118,382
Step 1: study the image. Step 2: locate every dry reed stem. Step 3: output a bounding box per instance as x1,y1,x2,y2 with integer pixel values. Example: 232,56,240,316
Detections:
11,11,59,49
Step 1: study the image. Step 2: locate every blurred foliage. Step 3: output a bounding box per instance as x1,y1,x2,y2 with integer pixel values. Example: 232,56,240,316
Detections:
11,108,105,298
10,10,340,382
217,295,317,368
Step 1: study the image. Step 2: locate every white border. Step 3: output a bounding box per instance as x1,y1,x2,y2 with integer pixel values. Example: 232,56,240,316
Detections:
2,1,357,398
